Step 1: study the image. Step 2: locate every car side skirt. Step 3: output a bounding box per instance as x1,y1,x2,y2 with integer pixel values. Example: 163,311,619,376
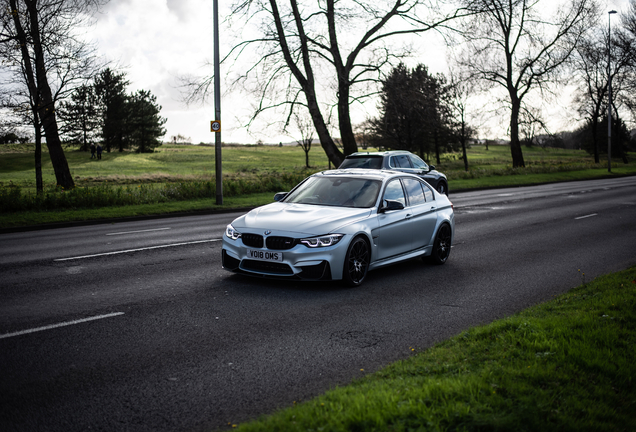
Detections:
368,245,432,271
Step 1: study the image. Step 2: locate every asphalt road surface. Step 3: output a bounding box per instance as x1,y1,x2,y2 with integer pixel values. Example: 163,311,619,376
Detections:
1,177,635,431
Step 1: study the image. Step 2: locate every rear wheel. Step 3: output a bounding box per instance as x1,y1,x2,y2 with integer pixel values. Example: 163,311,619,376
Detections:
343,236,370,287
429,224,452,265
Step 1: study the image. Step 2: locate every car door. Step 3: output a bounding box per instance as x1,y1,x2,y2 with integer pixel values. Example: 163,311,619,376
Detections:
402,178,438,251
373,179,412,260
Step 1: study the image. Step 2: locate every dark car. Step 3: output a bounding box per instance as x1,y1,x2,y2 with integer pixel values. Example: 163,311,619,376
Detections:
338,150,449,195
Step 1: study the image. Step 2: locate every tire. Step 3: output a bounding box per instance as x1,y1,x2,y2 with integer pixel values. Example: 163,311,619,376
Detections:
342,236,370,287
429,224,452,265
437,181,448,196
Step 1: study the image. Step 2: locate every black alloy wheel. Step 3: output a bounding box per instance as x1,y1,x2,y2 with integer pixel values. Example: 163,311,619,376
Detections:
430,224,452,265
437,182,448,196
343,236,370,286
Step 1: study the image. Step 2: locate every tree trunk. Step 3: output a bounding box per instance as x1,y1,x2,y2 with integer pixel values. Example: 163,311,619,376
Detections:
306,92,344,167
271,0,344,167
509,100,525,168
591,117,600,163
614,118,629,164
336,82,358,156
326,0,357,158
34,116,43,194
24,0,75,189
434,128,441,166
461,120,468,172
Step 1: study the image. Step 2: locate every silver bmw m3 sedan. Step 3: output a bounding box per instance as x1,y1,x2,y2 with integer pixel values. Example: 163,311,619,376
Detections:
222,169,454,286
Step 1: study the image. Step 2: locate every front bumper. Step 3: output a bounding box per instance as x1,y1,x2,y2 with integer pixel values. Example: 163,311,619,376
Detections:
221,233,351,281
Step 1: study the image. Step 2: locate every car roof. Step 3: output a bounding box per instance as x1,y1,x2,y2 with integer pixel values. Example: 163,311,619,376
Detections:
316,168,415,181
345,150,412,158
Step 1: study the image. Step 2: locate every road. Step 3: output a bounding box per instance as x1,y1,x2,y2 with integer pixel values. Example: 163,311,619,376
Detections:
1,177,635,431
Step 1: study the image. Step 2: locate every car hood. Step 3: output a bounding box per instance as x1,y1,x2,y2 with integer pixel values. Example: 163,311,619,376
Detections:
232,202,373,235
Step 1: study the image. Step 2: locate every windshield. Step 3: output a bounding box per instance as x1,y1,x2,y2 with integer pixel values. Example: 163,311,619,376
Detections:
339,156,383,169
284,176,381,208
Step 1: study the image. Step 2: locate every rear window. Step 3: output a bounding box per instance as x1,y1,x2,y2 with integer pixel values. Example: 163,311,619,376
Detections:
339,156,383,170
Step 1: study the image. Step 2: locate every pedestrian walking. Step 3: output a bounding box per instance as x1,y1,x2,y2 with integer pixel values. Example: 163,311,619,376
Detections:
90,143,96,159
96,144,102,160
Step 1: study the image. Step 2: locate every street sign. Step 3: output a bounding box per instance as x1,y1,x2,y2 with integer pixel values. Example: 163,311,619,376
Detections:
210,120,221,132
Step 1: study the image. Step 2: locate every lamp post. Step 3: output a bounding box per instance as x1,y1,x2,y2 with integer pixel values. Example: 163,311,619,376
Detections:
213,0,223,204
607,9,617,173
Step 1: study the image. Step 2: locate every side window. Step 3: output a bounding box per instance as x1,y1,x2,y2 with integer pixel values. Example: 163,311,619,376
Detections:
403,178,425,206
422,181,434,202
409,155,429,171
396,155,412,168
382,179,406,206
389,155,412,169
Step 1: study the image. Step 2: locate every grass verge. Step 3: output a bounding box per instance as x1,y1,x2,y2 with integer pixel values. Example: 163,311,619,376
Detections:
2,168,635,230
0,193,273,229
232,267,636,431
2,144,635,229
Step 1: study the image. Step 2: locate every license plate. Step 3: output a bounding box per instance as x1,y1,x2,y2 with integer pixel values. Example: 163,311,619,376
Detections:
247,249,283,262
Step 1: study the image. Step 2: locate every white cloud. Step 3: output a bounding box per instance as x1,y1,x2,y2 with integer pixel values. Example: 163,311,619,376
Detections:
90,0,244,143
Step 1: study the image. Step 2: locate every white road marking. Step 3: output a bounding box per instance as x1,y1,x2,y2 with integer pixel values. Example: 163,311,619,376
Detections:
575,213,598,220
0,312,124,340
106,227,171,236
54,239,222,262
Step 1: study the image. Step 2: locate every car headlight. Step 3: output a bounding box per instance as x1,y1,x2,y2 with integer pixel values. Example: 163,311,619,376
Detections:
225,224,241,240
300,234,343,248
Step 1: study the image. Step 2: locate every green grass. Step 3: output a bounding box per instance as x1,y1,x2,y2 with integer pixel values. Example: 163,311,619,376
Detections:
1,143,635,229
0,193,272,228
230,267,636,431
0,143,324,188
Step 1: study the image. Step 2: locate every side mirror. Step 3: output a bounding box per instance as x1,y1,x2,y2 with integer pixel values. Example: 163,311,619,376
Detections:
429,165,435,171
274,192,288,202
379,200,405,213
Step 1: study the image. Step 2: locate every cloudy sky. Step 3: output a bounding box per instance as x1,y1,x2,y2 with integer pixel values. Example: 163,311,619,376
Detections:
89,0,630,145
89,0,454,145
92,0,228,144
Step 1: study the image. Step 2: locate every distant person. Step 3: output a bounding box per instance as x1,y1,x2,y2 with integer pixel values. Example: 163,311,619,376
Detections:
96,144,102,160
90,143,96,159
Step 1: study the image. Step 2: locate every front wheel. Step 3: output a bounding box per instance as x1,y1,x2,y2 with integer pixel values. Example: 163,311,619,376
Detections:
437,182,448,196
343,236,370,287
429,224,452,265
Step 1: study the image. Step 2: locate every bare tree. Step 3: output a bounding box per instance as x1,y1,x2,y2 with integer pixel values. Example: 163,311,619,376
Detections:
445,70,475,171
573,5,635,163
0,0,102,190
616,0,636,126
185,1,470,167
455,0,599,167
573,34,609,163
292,112,314,168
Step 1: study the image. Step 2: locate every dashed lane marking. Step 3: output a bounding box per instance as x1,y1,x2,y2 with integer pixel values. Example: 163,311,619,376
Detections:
0,312,125,340
106,227,171,236
54,239,222,262
575,213,598,220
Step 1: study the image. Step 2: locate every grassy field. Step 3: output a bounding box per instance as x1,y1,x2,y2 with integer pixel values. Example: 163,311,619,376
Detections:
0,143,320,187
230,267,636,431
1,143,635,228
